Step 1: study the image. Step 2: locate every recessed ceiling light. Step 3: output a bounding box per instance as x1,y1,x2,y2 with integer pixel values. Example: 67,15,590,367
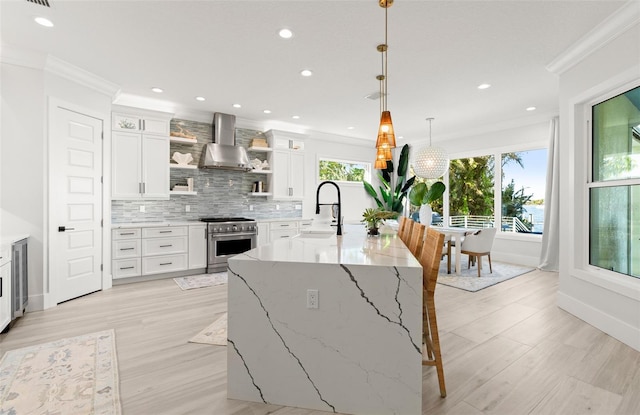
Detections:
300,69,313,77
195,96,206,102
526,106,537,111
34,17,53,27
477,83,491,90
292,115,300,119
347,126,355,130
233,104,242,108
278,28,293,39
263,110,271,114
151,87,163,93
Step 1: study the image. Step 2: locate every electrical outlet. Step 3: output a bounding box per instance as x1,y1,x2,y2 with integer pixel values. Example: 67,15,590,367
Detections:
307,289,319,309
295,204,302,210
185,205,190,212
249,205,254,211
276,204,280,210
139,205,145,213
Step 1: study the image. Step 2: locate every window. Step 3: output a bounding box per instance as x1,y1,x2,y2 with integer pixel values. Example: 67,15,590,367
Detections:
447,155,495,228
318,158,371,183
501,149,547,233
590,84,640,278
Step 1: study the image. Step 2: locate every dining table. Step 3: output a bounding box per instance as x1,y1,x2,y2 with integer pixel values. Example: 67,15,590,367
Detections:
434,226,471,276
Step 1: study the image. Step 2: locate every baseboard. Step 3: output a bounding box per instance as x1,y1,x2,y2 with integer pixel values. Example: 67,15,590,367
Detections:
557,291,640,352
492,252,539,268
26,293,45,312
112,268,207,285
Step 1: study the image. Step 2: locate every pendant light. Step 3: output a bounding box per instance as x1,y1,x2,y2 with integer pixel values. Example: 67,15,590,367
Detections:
413,118,449,178
376,0,396,151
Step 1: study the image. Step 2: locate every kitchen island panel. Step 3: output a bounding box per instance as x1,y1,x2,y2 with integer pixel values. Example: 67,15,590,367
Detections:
227,253,422,415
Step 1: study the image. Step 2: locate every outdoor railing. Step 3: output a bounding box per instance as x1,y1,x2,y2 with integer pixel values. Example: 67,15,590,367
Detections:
446,215,535,232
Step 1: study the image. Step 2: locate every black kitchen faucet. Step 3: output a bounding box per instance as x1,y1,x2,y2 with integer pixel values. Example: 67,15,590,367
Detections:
315,180,342,236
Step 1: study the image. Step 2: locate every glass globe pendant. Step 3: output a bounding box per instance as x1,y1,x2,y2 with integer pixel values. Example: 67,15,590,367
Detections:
413,118,449,178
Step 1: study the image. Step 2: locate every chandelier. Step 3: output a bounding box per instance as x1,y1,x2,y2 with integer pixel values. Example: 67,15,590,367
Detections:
374,0,395,169
413,118,449,178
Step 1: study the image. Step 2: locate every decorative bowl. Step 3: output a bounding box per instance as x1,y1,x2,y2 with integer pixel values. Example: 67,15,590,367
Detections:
172,152,193,165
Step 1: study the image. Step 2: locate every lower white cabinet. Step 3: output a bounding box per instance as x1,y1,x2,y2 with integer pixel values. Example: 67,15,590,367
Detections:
188,224,207,269
142,253,188,275
257,222,270,247
0,249,11,332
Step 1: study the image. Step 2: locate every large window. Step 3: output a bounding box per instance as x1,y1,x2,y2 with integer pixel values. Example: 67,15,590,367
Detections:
447,155,495,228
590,84,640,278
318,158,371,183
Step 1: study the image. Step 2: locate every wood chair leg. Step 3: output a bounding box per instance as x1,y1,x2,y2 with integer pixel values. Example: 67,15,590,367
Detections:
477,255,482,277
488,254,493,274
447,242,452,274
426,293,446,398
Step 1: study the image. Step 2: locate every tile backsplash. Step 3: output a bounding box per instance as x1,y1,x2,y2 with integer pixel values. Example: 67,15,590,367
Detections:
111,118,302,223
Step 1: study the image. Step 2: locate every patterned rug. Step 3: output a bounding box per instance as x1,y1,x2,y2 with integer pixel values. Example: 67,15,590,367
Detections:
189,313,227,346
436,258,534,292
0,330,121,414
173,272,228,290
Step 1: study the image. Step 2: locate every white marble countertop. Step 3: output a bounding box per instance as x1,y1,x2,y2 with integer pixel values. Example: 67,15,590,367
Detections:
111,221,203,229
235,223,420,268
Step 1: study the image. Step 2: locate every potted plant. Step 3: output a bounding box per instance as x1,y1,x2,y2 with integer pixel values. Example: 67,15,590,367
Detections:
361,208,396,235
363,144,415,216
408,181,446,225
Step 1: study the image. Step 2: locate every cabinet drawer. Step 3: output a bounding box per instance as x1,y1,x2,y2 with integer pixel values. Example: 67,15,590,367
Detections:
270,229,298,241
270,221,297,230
112,228,141,240
112,239,141,259
142,236,187,256
142,226,187,238
298,220,313,229
112,258,141,279
142,254,188,275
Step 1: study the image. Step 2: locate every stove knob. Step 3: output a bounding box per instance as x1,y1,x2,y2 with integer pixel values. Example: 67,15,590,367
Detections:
232,225,238,232
226,226,232,232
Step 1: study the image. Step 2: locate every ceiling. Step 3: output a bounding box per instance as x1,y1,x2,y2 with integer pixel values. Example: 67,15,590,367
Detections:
0,0,627,144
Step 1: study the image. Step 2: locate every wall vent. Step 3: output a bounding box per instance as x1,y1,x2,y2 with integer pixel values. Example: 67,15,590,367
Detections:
26,0,51,7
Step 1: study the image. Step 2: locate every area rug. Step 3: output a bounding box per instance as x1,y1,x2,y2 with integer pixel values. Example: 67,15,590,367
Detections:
0,329,121,414
436,258,534,292
189,313,227,346
173,272,227,290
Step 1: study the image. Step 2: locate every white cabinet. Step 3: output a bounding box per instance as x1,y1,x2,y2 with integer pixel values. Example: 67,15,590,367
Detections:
265,130,306,200
269,221,299,242
188,224,207,269
0,248,11,332
111,106,172,200
257,222,270,247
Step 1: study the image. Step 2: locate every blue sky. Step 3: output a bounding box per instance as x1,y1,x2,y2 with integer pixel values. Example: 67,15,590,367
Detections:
502,149,548,201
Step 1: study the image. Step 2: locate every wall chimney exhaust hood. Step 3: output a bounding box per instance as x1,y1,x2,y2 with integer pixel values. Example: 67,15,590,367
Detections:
200,112,252,171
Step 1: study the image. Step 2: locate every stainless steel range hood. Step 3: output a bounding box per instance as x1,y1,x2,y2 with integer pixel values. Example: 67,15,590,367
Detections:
201,112,252,171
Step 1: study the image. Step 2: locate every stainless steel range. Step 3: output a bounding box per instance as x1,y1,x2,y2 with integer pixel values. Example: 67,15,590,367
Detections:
201,217,257,273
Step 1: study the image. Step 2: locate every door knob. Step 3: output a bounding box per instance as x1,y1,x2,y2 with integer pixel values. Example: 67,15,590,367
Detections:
58,226,75,232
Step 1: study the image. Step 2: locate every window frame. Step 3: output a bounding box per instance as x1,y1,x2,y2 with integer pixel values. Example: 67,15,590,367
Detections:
316,155,372,185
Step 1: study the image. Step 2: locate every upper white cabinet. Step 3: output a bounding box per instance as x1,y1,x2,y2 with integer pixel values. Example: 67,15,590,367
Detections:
265,130,306,200
111,106,172,200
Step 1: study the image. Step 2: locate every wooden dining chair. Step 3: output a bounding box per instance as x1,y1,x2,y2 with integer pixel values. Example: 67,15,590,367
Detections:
398,216,408,240
399,216,413,244
408,222,426,258
418,228,447,398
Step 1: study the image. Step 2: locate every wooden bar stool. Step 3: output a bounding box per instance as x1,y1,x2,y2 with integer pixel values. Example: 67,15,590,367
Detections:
418,228,447,398
408,222,426,258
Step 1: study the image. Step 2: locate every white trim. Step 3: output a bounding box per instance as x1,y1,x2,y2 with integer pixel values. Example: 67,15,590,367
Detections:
0,43,47,69
570,266,640,300
45,55,120,98
491,252,540,268
546,1,640,75
557,291,640,352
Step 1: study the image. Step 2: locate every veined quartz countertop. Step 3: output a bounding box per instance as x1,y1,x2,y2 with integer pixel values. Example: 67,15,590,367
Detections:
235,223,419,268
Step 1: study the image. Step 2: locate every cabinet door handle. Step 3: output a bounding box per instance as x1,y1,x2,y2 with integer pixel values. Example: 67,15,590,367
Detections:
142,182,146,194
1,276,3,297
142,119,146,131
139,119,143,130
120,232,135,236
280,224,290,227
160,262,172,266
159,244,173,248
120,266,135,270
120,247,135,251
159,230,172,234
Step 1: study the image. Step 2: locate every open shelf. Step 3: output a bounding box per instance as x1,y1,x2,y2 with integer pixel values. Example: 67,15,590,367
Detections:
170,190,197,196
170,136,199,144
248,192,272,197
169,164,198,169
248,169,272,174
248,146,272,152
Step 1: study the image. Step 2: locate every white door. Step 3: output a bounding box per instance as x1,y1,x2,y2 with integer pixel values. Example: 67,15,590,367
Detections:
51,106,103,303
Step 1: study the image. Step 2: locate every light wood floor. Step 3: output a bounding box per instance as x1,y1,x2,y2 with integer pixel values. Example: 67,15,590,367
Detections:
1,269,639,415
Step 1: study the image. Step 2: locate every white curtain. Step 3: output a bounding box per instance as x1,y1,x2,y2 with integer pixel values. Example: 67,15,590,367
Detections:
539,117,560,271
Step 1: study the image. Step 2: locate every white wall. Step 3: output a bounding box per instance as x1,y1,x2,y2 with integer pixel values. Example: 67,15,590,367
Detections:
303,132,378,223
0,51,113,310
557,20,640,351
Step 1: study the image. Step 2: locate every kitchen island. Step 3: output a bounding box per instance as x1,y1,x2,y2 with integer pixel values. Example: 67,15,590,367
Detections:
227,224,423,415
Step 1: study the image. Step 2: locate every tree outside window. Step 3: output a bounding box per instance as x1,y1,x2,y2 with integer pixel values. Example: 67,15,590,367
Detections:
319,158,370,183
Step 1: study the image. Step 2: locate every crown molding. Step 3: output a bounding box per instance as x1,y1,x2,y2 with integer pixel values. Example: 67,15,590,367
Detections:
0,43,47,69
546,0,640,75
44,55,120,98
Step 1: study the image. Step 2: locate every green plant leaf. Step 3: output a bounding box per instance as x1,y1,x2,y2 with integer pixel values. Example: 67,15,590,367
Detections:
397,144,410,177
424,181,446,204
377,172,390,190
382,160,393,183
409,182,427,206
401,176,416,193
362,181,383,208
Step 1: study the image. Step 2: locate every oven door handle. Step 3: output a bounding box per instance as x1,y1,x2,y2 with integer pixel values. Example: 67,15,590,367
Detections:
210,232,257,238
